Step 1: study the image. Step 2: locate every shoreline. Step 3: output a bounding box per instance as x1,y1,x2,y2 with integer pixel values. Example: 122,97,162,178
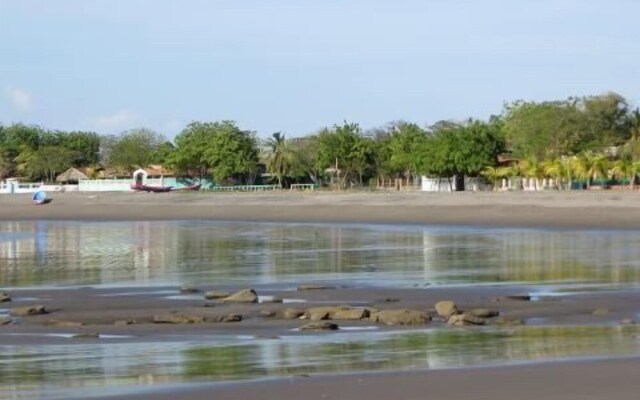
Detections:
2,191,640,229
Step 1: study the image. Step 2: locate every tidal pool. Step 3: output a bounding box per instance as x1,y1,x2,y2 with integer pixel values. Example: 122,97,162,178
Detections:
2,221,640,290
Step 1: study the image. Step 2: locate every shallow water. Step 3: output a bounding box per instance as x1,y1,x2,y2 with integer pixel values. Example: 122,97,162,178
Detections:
2,221,640,290
1,325,639,399
3,221,640,398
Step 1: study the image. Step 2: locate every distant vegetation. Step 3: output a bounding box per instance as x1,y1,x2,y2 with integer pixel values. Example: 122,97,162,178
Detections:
2,92,640,189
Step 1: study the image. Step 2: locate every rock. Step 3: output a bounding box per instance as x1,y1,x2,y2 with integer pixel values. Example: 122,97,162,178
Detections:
592,308,609,316
620,318,636,325
282,308,305,319
493,316,524,326
153,314,205,324
10,305,48,317
332,307,370,321
370,309,430,326
297,284,336,291
0,293,11,302
381,297,400,303
448,313,486,326
299,322,339,331
435,301,459,319
260,310,277,318
204,290,231,300
468,309,500,318
305,306,370,321
305,307,335,321
222,289,258,303
209,314,243,323
72,333,100,339
49,320,84,328
0,317,12,326
494,295,531,302
180,285,200,294
114,319,136,326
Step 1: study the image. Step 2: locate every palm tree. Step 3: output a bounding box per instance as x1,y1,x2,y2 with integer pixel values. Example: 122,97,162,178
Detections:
263,132,291,188
481,166,505,191
611,157,640,190
572,152,610,190
521,158,547,191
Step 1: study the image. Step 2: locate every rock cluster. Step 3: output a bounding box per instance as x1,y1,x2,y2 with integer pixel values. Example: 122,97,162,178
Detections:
435,301,501,327
0,293,11,303
10,305,48,317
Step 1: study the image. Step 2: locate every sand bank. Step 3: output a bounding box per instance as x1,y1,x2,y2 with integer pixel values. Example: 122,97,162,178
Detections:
2,190,640,229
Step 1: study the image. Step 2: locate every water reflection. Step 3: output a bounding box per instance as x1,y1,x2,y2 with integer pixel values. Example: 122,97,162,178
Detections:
2,221,640,288
1,325,639,399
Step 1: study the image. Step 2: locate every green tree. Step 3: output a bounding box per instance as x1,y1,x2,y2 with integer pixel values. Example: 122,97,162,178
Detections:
263,132,291,187
289,136,323,184
316,122,373,187
201,121,259,183
105,128,165,173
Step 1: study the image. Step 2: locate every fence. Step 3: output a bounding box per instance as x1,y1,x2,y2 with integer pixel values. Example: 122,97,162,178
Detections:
206,185,281,192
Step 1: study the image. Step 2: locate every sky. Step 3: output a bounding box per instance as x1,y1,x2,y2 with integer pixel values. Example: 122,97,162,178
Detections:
1,0,640,139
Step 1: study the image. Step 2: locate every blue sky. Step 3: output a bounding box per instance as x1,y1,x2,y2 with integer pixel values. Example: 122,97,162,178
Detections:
1,0,639,139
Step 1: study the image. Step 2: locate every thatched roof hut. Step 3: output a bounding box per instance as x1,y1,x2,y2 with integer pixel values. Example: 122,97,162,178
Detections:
56,167,89,183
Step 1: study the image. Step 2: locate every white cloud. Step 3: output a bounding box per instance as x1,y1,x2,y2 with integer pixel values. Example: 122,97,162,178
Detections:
4,86,33,112
91,110,139,133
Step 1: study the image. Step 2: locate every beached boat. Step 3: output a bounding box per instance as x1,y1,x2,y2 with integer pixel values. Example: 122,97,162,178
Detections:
171,184,202,191
130,183,173,193
32,191,51,205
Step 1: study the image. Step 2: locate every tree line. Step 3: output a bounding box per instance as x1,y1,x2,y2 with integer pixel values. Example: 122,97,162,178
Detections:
1,92,639,189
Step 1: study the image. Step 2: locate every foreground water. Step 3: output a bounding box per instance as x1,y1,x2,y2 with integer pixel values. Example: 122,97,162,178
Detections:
2,221,640,399
2,221,640,289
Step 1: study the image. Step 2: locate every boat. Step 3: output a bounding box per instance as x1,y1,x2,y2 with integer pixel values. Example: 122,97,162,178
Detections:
171,183,202,191
32,191,51,205
130,183,173,193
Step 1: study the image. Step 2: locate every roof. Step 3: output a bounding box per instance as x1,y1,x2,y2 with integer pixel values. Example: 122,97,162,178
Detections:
56,167,90,182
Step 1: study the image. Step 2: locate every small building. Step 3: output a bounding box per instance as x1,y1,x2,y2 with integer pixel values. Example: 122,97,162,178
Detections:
56,168,89,184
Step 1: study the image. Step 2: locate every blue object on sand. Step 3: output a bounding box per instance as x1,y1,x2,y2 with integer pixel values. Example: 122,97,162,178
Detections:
32,191,48,205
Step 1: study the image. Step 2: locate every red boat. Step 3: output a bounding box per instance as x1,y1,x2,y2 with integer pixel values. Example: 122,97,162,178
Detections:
131,183,173,192
130,183,201,192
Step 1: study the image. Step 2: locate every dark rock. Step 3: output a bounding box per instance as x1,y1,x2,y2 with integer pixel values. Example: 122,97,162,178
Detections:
435,301,459,319
0,293,11,302
72,333,100,339
370,309,430,326
209,314,243,323
620,318,636,325
223,289,258,303
10,305,48,317
153,314,205,324
299,322,339,331
297,284,336,291
49,320,84,328
448,313,486,326
114,319,136,326
180,285,200,294
493,316,524,326
494,295,531,302
282,308,305,319
260,310,277,318
468,309,500,318
0,317,12,326
204,290,231,300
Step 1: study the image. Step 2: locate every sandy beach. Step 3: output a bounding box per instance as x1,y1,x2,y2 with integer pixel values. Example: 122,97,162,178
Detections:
3,190,640,399
2,190,640,229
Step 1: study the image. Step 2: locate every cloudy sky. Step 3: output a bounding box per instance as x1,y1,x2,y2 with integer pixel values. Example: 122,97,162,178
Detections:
1,0,639,138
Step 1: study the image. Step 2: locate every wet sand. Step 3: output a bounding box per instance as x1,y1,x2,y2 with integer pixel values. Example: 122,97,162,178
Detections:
2,190,640,229
95,357,640,400
3,190,640,399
